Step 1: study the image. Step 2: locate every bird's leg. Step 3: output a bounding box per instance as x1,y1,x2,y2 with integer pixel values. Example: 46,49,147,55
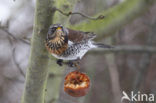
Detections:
67,61,74,67
67,58,81,69
74,62,80,70
76,57,81,65
56,59,63,66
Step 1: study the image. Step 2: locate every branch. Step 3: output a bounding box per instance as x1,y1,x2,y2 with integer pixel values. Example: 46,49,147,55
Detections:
53,7,105,20
90,45,156,54
12,47,25,78
69,0,155,40
0,28,30,45
21,0,54,103
46,45,156,64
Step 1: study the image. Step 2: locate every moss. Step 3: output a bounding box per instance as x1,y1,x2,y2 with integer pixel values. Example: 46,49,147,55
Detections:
68,0,155,40
53,0,77,25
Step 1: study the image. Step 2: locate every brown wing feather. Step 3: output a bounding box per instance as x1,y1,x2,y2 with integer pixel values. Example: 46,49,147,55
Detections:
67,28,96,43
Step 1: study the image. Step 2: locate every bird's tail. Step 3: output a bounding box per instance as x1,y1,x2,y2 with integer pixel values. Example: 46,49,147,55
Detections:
93,43,113,48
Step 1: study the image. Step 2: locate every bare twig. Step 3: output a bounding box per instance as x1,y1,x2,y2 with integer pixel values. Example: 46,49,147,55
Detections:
53,7,105,20
12,47,26,78
68,0,156,40
90,45,156,54
0,28,30,45
5,76,25,83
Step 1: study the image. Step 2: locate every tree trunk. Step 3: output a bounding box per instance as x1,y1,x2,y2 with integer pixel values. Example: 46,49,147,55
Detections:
21,0,54,103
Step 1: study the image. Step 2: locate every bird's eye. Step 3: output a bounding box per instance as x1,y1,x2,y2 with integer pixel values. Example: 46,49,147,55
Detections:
48,27,57,36
51,27,57,32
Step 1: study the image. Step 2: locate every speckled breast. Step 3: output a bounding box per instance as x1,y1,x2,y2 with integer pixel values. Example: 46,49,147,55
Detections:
45,36,68,55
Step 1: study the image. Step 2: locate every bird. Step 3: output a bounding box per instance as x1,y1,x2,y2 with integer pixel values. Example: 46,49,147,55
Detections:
45,24,112,67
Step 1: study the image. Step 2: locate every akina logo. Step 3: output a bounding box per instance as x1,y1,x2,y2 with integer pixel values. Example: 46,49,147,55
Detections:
121,91,155,102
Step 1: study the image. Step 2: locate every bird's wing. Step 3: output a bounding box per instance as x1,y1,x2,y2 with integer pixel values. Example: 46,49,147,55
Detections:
67,28,96,43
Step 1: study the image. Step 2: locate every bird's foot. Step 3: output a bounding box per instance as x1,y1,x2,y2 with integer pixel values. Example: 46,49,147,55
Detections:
57,58,81,69
67,59,81,69
67,61,75,67
56,59,63,66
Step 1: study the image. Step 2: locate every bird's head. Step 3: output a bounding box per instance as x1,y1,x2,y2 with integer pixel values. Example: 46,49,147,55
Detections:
47,24,68,40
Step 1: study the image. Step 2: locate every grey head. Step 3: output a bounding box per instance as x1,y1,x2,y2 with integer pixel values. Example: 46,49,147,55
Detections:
47,24,68,40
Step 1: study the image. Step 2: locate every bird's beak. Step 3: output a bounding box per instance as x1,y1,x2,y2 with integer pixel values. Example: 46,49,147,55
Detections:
56,27,62,31
56,27,63,35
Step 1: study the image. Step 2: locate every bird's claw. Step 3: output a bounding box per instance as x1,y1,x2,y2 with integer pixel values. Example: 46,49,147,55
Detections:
67,61,75,67
56,59,81,69
67,61,80,69
56,59,63,66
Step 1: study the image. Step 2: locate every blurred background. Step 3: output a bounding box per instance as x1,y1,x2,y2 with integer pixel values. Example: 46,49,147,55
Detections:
0,0,156,103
